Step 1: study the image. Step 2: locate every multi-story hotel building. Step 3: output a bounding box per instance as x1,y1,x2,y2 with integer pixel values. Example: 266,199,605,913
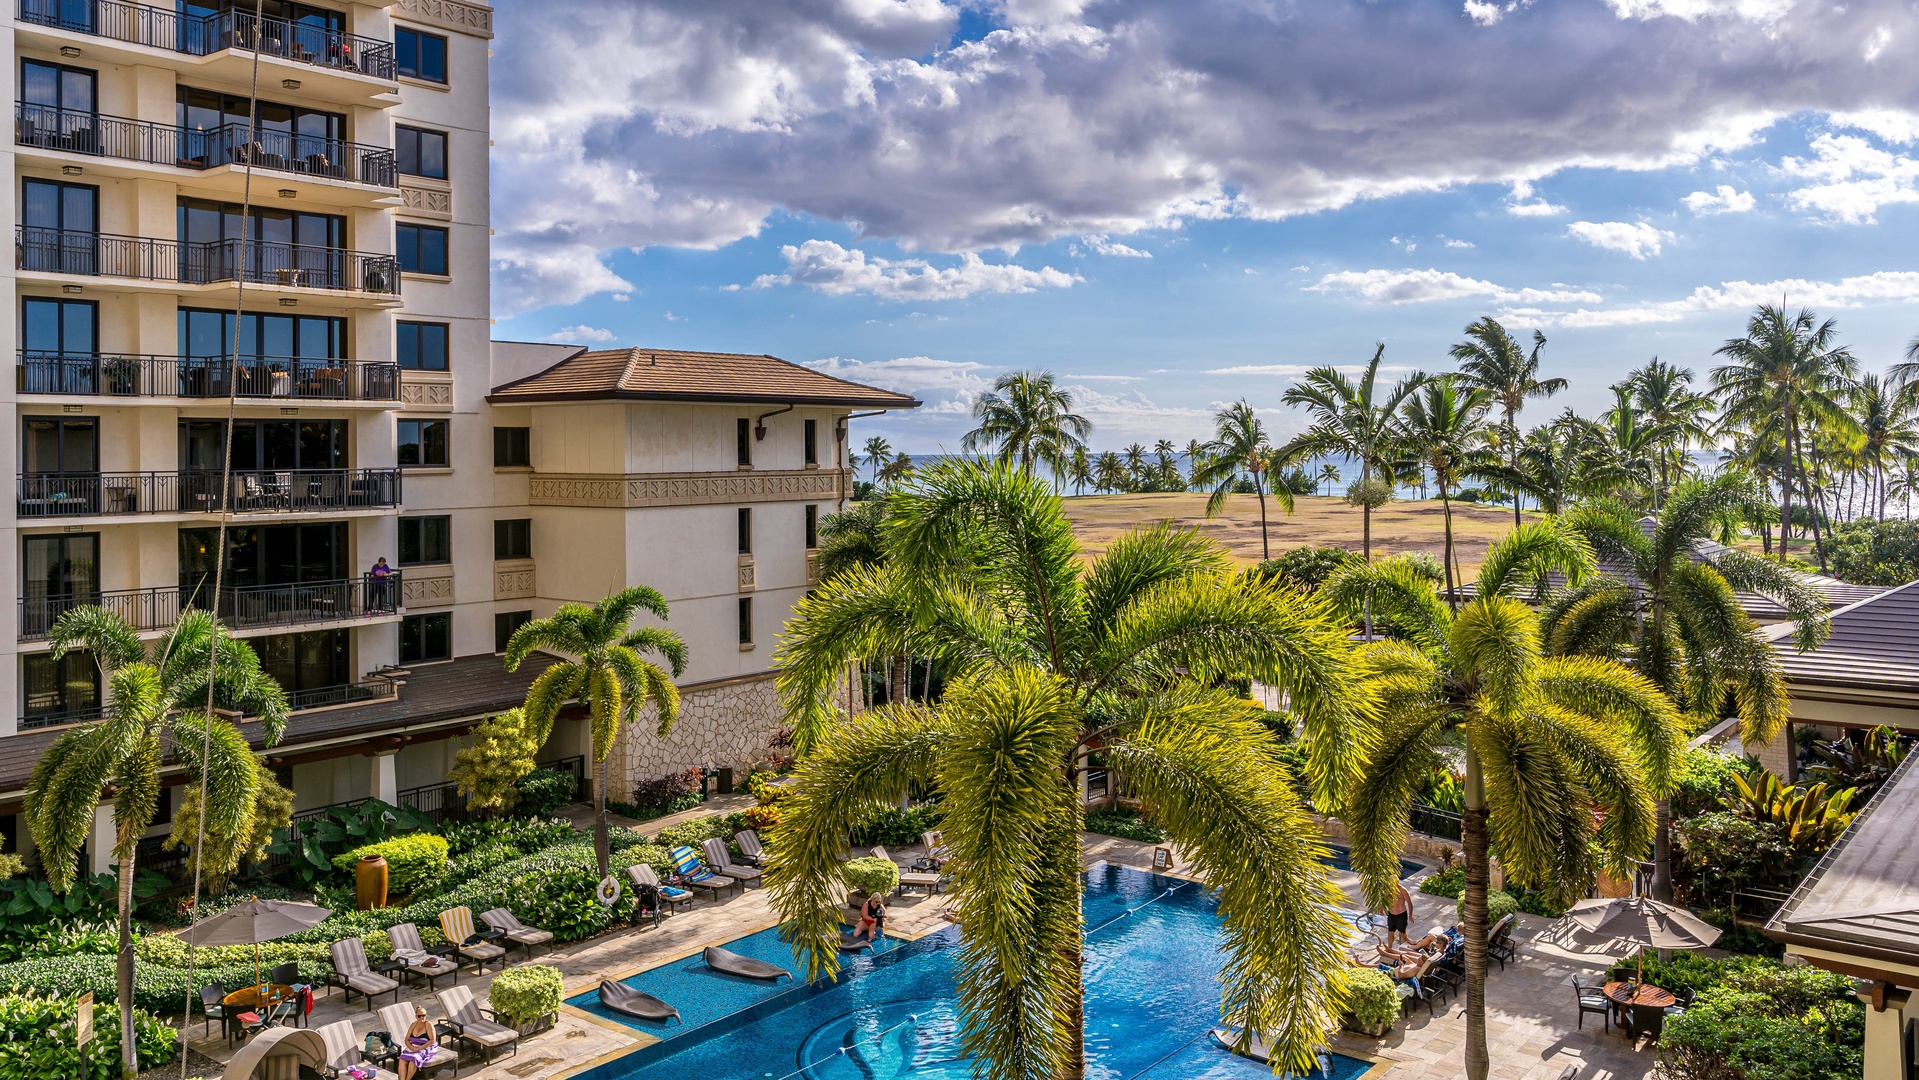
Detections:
0,0,916,873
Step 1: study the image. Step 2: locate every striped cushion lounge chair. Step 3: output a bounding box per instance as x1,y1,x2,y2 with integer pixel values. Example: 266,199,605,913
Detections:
439,906,507,974
386,923,457,989
436,984,520,1064
315,1018,399,1079
667,845,737,899
479,908,554,957
628,862,694,915
870,845,943,895
372,1002,456,1078
701,838,763,885
326,936,399,1011
734,829,766,866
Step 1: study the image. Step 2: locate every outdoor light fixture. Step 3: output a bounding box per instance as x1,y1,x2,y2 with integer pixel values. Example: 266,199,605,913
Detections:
278,188,298,198
61,165,82,176
279,298,299,307
282,79,301,90
61,285,83,294
59,46,80,57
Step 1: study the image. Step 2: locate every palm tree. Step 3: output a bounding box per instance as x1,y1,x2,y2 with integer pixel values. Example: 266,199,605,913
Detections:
1399,376,1494,604
1283,344,1427,563
1317,462,1341,497
1625,359,1715,509
1580,386,1672,508
960,370,1093,482
1451,318,1566,526
770,459,1377,1077
504,588,688,877
878,452,915,487
27,607,288,1078
1094,450,1127,493
815,501,887,581
1190,400,1292,560
1326,526,1684,1080
1182,438,1207,489
1712,305,1858,568
1121,441,1148,483
1067,446,1093,496
861,436,893,488
1851,373,1919,519
1547,476,1827,902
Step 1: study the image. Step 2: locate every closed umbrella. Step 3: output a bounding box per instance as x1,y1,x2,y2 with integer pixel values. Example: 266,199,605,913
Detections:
1565,895,1720,983
180,898,332,992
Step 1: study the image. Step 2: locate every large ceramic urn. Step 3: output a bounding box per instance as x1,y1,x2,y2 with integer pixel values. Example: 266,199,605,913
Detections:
355,854,389,910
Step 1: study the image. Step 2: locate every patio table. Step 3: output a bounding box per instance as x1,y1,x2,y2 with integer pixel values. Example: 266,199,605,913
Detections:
1603,981,1674,1039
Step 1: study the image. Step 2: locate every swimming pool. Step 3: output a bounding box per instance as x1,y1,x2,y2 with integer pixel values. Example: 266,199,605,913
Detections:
569,863,1375,1080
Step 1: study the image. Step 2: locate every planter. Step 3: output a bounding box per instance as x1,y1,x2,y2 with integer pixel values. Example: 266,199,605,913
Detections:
355,854,389,911
509,1012,557,1036
1339,1013,1394,1038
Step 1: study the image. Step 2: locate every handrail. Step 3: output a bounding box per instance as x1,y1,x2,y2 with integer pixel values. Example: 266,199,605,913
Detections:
16,104,396,187
16,225,402,296
17,351,401,401
16,467,403,518
20,573,402,639
18,0,398,81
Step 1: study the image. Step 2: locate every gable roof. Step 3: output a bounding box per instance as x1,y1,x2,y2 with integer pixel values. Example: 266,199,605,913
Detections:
1765,577,1919,694
487,346,920,408
1767,751,1919,964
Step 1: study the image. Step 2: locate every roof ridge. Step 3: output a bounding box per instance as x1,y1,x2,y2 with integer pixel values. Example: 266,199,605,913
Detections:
1763,575,1919,642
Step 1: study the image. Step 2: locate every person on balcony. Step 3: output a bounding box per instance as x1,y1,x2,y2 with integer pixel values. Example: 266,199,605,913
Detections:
369,557,394,614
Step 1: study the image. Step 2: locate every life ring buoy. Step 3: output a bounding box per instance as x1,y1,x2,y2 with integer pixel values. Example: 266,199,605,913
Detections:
596,876,623,907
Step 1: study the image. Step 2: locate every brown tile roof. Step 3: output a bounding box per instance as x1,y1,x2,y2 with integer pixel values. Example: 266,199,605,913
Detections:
487,347,921,408
1767,578,1919,696
1768,752,1919,962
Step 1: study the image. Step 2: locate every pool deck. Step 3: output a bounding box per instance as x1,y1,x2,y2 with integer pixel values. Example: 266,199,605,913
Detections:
178,831,1662,1080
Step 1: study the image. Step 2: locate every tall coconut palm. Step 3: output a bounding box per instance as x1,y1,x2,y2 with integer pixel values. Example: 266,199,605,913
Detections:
1318,462,1341,497
1625,359,1715,509
1094,450,1127,493
770,459,1377,1078
861,436,893,488
1712,305,1858,569
1546,476,1828,901
1327,526,1684,1080
1283,344,1427,563
1851,373,1919,519
1067,446,1093,496
1182,438,1207,489
961,370,1093,482
1190,400,1292,560
27,607,289,1078
1451,318,1566,526
504,587,688,877
1399,376,1494,605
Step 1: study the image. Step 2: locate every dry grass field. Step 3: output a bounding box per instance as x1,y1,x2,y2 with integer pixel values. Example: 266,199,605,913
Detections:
1062,492,1528,577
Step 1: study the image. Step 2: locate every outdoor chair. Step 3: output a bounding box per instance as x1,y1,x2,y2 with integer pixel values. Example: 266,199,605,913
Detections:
701,838,764,886
265,962,307,1026
479,907,555,958
198,982,231,1041
734,829,766,866
435,984,520,1065
1665,986,1695,1018
1401,956,1448,1017
369,1001,457,1079
384,922,458,988
871,845,943,895
628,862,694,915
667,845,738,900
439,906,508,975
326,937,400,1011
1487,914,1518,969
1573,975,1611,1033
315,1018,398,1080
915,830,949,870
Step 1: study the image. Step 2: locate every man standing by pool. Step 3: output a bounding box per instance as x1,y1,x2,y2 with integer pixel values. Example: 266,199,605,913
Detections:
1386,880,1413,950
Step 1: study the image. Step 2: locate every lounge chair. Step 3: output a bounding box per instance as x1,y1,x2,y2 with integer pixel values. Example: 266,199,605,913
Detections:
915,830,949,870
702,945,791,981
667,845,737,899
326,937,400,1011
439,906,507,975
870,845,943,895
627,863,694,916
1401,955,1448,1016
734,829,766,866
597,979,680,1024
385,923,458,988
368,1002,456,1078
701,838,764,886
479,908,554,959
1486,913,1517,969
314,1018,399,1079
435,984,520,1064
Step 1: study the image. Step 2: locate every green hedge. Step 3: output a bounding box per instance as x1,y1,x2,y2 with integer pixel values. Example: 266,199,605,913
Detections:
0,993,176,1080
850,804,945,847
1084,807,1165,844
1418,868,1464,898
1343,968,1400,1029
331,834,451,896
1458,889,1520,925
654,813,746,854
1656,960,1864,1080
842,857,900,896
440,817,575,859
489,964,563,1026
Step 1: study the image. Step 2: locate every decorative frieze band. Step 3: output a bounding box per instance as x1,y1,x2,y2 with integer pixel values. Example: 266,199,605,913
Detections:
738,555,756,592
529,469,849,508
402,566,454,608
399,184,452,219
393,0,493,38
400,376,454,408
494,560,535,600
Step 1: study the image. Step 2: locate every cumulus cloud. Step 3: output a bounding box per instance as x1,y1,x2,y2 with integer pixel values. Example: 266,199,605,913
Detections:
1682,184,1757,214
1498,269,1919,327
542,325,617,343
1444,237,1476,248
1504,181,1568,217
1566,220,1674,258
805,355,993,415
1079,234,1153,258
487,0,1919,312
1780,132,1919,223
1308,268,1604,305
1204,362,1420,376
765,240,1078,300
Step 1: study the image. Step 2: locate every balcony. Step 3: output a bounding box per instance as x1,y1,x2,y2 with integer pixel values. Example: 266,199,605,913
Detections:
20,574,402,641
18,0,398,83
17,468,402,519
17,226,402,298
17,105,397,190
18,352,401,403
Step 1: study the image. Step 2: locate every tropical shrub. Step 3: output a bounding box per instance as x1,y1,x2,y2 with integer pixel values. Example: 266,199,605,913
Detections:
1418,867,1464,898
841,857,900,897
1083,807,1166,844
851,804,945,847
631,768,705,813
1830,519,1919,586
1671,747,1756,818
1657,967,1863,1080
1801,726,1910,803
1721,772,1855,869
1342,969,1401,1031
268,799,434,887
0,992,176,1080
440,816,575,858
511,861,610,943
513,767,579,816
746,770,788,804
28,919,118,958
655,812,747,853
1459,889,1520,925
1512,890,1567,919
1251,546,1360,592
331,834,451,896
488,964,564,1026
740,803,781,832
1676,812,1793,904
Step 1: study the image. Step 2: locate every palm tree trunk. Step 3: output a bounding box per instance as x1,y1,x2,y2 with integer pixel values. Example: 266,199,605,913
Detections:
1461,742,1491,1080
594,754,611,879
1651,798,1674,903
117,842,138,1078
1254,474,1270,561
890,655,908,706
1440,491,1458,611
1779,436,1793,564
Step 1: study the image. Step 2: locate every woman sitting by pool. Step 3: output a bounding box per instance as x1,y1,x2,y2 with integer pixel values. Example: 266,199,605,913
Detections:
853,893,888,942
396,1006,440,1080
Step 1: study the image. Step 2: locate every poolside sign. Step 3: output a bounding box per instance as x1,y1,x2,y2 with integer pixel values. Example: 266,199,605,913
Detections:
1152,846,1173,871
76,991,94,1047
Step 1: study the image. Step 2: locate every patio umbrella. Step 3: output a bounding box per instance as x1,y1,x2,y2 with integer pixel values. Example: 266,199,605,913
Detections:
179,898,332,991
1565,895,1721,982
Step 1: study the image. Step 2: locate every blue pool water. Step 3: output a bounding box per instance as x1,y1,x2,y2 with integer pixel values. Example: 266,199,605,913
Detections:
1324,844,1424,880
570,864,1374,1080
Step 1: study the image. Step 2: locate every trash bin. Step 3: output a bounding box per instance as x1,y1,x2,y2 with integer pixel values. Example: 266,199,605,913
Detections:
718,767,735,795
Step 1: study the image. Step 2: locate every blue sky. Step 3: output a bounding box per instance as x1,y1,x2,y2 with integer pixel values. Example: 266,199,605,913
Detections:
486,0,1919,454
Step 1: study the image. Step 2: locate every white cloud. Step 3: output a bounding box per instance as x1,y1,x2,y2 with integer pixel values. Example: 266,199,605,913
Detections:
1059,373,1145,382
1308,268,1604,305
1203,362,1420,376
1682,184,1756,214
772,240,1078,301
491,249,637,318
1290,264,1311,272
1498,269,1919,328
1081,234,1153,258
1443,237,1475,248
1605,0,1796,21
1864,26,1894,63
1780,132,1919,223
1829,110,1919,144
1566,220,1674,258
1504,180,1568,217
541,324,617,343
805,355,993,416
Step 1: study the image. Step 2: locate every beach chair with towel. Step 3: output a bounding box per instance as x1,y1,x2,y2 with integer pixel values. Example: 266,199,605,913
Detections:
325,937,399,1011
480,908,554,958
385,923,457,988
628,862,694,917
667,845,737,899
314,1018,398,1079
439,906,507,975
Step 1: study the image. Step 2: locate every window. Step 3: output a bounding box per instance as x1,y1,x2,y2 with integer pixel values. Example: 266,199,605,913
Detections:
736,418,751,467
175,87,343,169
738,597,753,646
248,629,348,704
494,610,532,653
400,612,452,664
22,179,98,274
398,419,449,467
395,223,449,275
737,507,752,555
21,298,97,394
804,419,818,465
394,125,448,179
493,426,530,467
23,416,97,475
22,59,96,113
22,650,100,729
178,198,343,247
398,515,450,565
394,27,448,83
494,518,531,560
805,504,818,549
22,533,99,640
396,321,449,371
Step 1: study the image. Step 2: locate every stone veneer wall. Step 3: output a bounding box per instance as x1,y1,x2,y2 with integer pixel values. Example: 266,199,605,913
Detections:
604,673,786,799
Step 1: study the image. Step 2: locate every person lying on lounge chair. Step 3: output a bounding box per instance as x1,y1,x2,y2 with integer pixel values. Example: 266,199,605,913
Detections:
1352,950,1422,980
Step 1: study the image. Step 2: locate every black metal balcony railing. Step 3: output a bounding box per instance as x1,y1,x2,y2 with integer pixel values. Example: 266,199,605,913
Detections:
18,352,401,401
20,573,401,640
17,467,402,518
17,105,397,187
19,703,105,730
19,0,398,81
16,226,402,296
